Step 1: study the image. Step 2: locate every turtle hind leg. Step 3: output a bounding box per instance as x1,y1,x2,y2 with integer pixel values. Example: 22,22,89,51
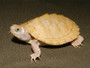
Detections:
71,35,84,48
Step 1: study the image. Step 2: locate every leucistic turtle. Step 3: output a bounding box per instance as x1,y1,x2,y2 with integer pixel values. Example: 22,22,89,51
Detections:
10,13,84,62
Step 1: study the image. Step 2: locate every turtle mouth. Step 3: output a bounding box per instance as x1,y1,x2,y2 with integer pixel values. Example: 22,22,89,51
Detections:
10,26,14,33
9,26,13,35
10,25,18,36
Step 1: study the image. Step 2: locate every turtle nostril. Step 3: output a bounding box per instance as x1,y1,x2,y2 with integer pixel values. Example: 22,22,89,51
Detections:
10,26,12,29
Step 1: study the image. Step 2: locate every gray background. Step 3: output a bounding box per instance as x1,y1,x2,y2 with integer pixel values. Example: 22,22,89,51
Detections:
0,0,90,68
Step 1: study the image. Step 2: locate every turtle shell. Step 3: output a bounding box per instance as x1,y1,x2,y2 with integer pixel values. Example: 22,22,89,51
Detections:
22,13,80,45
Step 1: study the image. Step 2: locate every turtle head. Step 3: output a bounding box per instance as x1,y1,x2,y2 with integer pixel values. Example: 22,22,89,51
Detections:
10,24,31,41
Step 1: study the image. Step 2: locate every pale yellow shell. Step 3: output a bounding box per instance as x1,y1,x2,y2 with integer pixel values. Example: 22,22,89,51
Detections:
21,13,80,45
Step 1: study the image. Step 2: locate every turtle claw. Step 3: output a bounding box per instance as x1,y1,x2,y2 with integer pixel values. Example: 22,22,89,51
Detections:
31,57,36,63
73,43,84,48
81,43,83,46
38,57,41,60
30,53,40,63
73,44,81,48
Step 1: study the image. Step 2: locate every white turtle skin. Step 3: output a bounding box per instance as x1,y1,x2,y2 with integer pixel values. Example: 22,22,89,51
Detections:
71,35,84,48
10,13,84,63
10,25,41,62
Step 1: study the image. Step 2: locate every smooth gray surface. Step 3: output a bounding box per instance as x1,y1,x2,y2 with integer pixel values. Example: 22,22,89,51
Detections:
0,0,90,68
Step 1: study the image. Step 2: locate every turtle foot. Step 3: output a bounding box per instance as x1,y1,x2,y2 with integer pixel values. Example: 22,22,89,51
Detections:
71,35,84,48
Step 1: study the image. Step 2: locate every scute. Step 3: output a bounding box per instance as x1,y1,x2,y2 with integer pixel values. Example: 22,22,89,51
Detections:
24,13,80,45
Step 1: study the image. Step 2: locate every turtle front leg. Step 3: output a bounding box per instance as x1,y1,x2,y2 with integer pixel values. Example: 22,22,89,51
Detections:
71,35,84,48
29,39,41,63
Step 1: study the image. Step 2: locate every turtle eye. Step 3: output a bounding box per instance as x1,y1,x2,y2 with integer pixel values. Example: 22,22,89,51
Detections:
15,28,20,32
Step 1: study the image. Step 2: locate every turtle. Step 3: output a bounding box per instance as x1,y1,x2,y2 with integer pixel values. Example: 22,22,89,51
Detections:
10,13,84,62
